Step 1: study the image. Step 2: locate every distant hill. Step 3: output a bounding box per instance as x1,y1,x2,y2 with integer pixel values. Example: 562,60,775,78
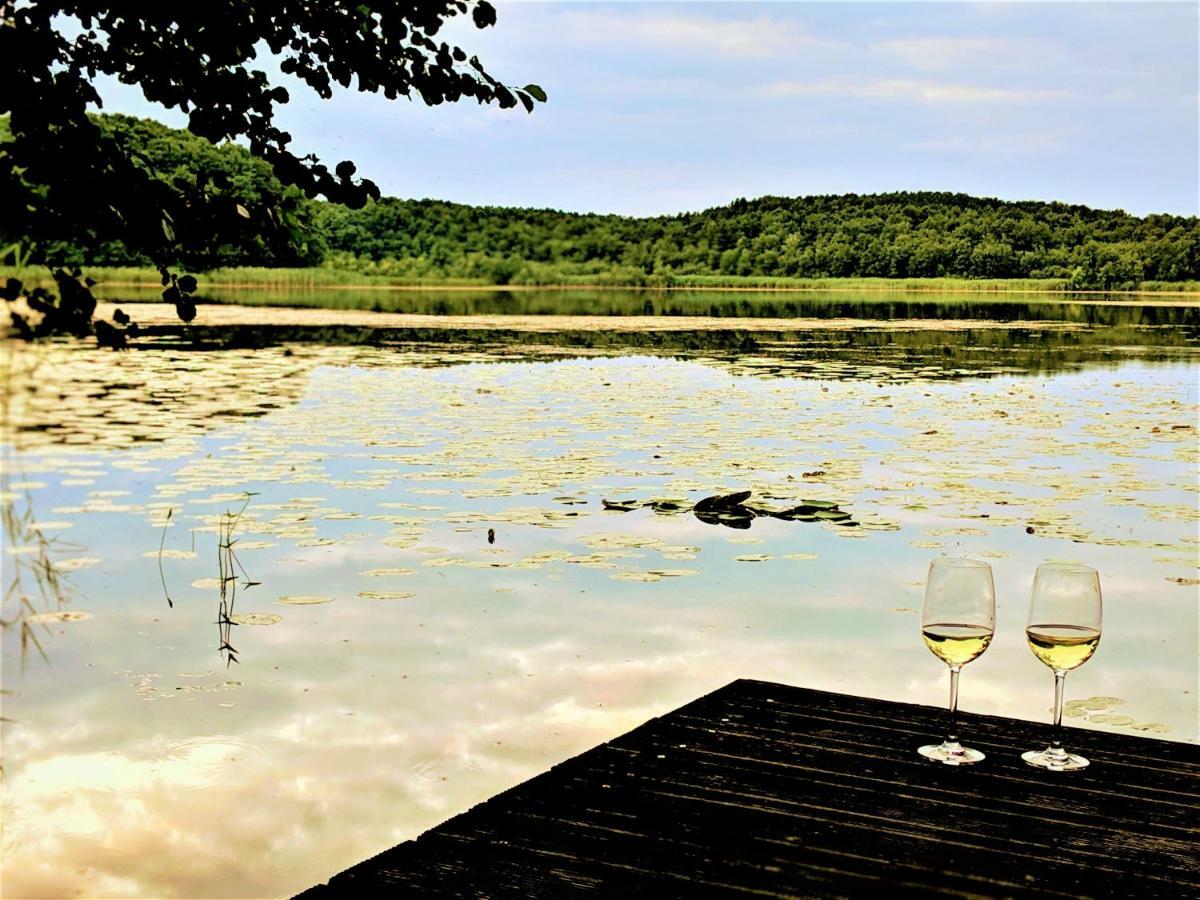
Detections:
4,114,1197,288
315,192,1199,288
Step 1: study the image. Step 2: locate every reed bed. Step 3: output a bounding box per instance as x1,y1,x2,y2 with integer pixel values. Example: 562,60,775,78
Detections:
2,266,1196,295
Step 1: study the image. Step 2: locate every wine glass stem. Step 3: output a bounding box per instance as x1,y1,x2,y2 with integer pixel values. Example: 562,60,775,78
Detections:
1051,669,1067,751
946,665,961,744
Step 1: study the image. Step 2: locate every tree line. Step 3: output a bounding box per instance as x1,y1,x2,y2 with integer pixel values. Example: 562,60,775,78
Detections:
5,114,1198,290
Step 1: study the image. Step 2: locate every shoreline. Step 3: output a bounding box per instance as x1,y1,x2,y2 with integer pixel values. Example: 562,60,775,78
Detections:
84,281,1200,298
6,267,1199,299
91,302,1200,331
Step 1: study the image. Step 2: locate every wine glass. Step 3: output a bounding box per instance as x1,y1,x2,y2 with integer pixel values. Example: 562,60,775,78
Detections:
1022,562,1102,771
918,558,996,765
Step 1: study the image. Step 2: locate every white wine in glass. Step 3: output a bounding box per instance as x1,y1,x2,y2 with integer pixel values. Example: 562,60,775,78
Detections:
1023,562,1102,771
919,558,996,765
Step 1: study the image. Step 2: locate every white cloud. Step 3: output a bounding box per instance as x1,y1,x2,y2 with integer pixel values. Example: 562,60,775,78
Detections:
762,77,1075,105
901,128,1078,157
873,36,1065,72
551,9,846,60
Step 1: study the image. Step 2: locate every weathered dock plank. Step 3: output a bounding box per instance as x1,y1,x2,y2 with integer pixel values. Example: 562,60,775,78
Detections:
298,680,1200,898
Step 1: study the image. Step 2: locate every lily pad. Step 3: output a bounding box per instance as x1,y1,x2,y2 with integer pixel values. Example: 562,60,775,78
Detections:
694,509,754,529
144,549,199,559
229,613,283,625
276,595,334,605
815,509,852,522
694,491,753,514
57,557,103,571
601,499,641,511
25,610,94,624
30,521,74,532
1089,714,1133,726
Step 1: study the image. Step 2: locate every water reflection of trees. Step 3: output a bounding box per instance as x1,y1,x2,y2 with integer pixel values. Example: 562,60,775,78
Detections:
1,342,318,451
728,327,1199,381
144,286,1200,329
3,321,1196,455
1,347,75,668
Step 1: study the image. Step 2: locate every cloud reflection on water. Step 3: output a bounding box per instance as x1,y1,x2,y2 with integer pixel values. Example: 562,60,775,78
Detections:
1,342,1196,897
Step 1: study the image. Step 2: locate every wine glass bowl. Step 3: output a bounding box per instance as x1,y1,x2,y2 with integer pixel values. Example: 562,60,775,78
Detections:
1026,624,1100,671
918,558,996,766
1022,562,1102,772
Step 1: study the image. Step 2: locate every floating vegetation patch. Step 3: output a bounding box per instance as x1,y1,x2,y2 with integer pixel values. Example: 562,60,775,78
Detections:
357,591,416,600
276,595,335,605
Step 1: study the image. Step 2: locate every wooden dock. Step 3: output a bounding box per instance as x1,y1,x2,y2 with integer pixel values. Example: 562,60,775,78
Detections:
297,680,1200,898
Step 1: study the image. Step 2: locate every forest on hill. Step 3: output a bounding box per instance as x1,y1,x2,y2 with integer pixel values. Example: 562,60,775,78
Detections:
4,115,1198,289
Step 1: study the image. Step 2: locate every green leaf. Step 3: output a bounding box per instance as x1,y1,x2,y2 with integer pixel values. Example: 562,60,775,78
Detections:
522,84,547,102
814,509,852,521
472,1,496,28
602,499,640,511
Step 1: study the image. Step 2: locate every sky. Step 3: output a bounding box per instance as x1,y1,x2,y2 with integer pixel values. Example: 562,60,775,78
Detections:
91,2,1199,217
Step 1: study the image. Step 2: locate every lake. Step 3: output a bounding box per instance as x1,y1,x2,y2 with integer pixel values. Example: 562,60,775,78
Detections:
2,293,1197,897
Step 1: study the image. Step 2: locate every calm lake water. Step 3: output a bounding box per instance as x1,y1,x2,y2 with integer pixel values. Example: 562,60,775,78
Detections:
2,296,1198,897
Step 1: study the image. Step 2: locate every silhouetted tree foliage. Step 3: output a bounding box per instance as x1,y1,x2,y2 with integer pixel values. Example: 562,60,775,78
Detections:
0,2,544,331
1,114,322,271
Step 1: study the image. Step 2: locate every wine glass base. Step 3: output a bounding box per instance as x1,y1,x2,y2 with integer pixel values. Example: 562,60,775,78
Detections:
918,741,985,766
1022,748,1089,771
